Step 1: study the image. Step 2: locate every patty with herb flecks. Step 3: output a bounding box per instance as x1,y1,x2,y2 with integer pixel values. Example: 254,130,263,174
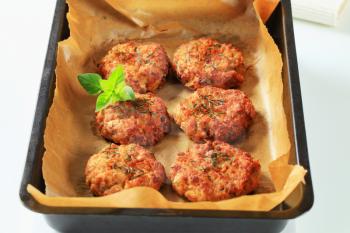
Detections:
96,93,171,146
169,141,260,202
173,38,245,90
173,86,255,143
85,144,166,196
98,41,169,93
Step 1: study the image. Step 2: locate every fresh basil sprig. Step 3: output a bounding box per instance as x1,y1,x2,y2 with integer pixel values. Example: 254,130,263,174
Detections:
78,65,135,112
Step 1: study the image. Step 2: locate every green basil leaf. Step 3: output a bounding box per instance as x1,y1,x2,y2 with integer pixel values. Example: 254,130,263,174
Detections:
100,79,113,92
120,85,135,101
95,91,112,112
78,65,135,112
113,80,125,94
110,91,121,103
78,73,102,95
108,65,124,89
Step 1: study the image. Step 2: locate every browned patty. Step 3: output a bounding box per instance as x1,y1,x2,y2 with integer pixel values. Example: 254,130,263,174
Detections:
99,41,169,93
173,86,255,143
85,144,166,196
173,38,245,90
96,93,171,146
169,141,260,201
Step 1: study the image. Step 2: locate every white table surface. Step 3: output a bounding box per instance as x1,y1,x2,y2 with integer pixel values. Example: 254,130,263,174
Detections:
1,1,349,232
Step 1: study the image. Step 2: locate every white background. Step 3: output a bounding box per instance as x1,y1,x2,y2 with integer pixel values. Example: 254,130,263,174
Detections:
1,1,349,232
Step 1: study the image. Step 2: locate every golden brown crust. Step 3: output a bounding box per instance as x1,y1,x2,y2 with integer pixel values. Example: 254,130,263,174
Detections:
173,38,244,90
96,93,171,146
99,41,169,93
173,86,255,143
169,141,260,202
85,144,166,196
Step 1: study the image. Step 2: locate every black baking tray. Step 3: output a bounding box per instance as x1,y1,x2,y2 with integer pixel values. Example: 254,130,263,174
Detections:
19,0,313,232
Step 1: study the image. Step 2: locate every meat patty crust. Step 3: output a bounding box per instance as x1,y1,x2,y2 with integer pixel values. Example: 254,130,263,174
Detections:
169,141,260,201
99,41,169,93
173,86,255,143
173,38,245,90
86,143,166,196
96,93,171,146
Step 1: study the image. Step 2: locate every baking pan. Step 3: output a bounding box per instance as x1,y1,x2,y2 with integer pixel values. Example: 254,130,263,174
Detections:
19,0,314,232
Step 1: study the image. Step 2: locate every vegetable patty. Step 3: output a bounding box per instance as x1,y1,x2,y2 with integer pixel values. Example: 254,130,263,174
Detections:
96,93,171,146
86,144,165,196
170,141,260,201
173,38,245,90
173,86,255,143
99,41,169,93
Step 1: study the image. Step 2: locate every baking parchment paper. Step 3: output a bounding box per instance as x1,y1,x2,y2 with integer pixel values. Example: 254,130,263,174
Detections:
27,0,306,211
